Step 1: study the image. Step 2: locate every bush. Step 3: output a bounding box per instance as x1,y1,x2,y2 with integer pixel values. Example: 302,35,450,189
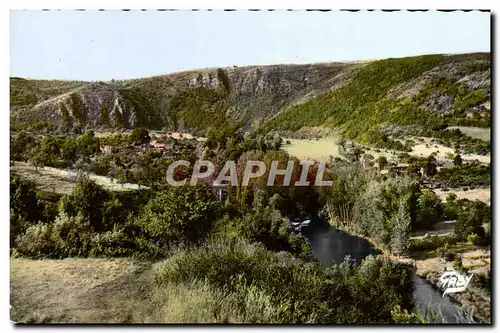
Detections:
436,243,456,261
467,233,480,246
152,237,414,323
14,223,55,258
88,227,138,258
408,236,451,253
455,200,489,241
137,185,218,244
414,189,443,231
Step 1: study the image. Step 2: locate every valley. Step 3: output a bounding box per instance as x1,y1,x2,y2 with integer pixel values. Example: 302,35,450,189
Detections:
10,52,491,324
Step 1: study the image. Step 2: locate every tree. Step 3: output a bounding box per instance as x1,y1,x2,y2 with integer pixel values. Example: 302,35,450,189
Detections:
455,200,489,240
76,131,100,157
129,127,150,144
390,196,412,256
11,131,37,162
61,138,78,165
337,138,346,149
453,154,463,167
10,175,41,223
424,154,437,177
138,185,217,243
376,156,388,170
29,151,47,170
39,135,61,165
414,189,443,230
58,175,110,231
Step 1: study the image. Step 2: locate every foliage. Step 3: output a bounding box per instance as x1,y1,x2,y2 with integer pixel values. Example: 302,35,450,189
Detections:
414,189,443,231
58,175,110,231
128,127,151,144
153,238,414,323
390,195,412,255
351,174,418,253
434,164,490,187
454,200,489,241
137,185,218,244
435,243,456,261
261,55,446,143
408,236,455,253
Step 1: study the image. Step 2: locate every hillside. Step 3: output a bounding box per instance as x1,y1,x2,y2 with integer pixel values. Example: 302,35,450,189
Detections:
11,63,356,134
10,53,490,138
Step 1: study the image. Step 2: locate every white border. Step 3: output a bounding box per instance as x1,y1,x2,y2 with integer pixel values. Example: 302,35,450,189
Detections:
2,1,498,332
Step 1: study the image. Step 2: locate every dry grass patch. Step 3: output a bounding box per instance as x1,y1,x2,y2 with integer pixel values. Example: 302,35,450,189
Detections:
433,187,490,205
10,258,154,323
282,137,342,162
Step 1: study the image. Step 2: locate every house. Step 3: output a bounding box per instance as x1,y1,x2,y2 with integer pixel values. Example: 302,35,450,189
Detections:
101,145,118,153
150,140,171,149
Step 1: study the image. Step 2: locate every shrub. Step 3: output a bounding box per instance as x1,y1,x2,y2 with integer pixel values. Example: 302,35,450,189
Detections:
153,237,414,323
58,175,110,231
455,200,489,241
14,223,55,258
466,233,479,246
414,189,444,230
408,236,452,253
138,185,218,244
436,243,456,261
49,212,93,257
88,227,137,257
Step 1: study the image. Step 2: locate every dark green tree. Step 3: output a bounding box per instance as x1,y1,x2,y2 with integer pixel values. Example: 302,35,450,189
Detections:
58,175,110,231
138,185,217,243
129,127,151,144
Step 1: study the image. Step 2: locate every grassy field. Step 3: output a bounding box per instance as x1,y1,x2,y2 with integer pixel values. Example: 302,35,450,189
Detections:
281,137,342,161
447,127,491,142
282,135,490,164
409,137,490,164
10,259,154,323
433,187,490,205
10,162,143,195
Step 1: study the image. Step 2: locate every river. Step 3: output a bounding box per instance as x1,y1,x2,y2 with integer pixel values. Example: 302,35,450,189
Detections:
303,219,475,323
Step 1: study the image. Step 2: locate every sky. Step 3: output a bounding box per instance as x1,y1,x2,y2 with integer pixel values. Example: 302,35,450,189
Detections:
10,10,491,81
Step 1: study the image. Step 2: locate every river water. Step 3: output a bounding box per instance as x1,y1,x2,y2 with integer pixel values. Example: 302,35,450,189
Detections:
303,219,474,323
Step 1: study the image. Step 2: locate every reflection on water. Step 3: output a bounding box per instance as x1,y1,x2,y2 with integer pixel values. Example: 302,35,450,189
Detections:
303,218,473,324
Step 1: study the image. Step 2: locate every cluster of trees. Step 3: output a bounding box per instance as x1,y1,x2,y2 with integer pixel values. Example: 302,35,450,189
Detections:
317,161,455,255
434,163,490,187
408,193,491,254
419,128,491,156
10,130,100,169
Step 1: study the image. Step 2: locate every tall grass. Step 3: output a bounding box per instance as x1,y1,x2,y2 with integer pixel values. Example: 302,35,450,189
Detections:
149,237,414,323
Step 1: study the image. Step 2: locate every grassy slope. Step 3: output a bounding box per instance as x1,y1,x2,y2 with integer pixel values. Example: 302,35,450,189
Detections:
261,53,490,144
10,258,154,323
10,53,490,137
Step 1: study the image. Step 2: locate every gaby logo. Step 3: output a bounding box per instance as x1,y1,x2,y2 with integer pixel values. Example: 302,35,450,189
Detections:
439,271,473,297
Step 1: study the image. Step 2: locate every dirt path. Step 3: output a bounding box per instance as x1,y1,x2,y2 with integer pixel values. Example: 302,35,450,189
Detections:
10,259,154,323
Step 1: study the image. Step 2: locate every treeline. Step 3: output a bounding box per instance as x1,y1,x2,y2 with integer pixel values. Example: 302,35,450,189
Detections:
318,161,491,255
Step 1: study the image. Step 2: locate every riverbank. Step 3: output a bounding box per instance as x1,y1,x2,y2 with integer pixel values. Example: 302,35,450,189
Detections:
323,222,490,323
